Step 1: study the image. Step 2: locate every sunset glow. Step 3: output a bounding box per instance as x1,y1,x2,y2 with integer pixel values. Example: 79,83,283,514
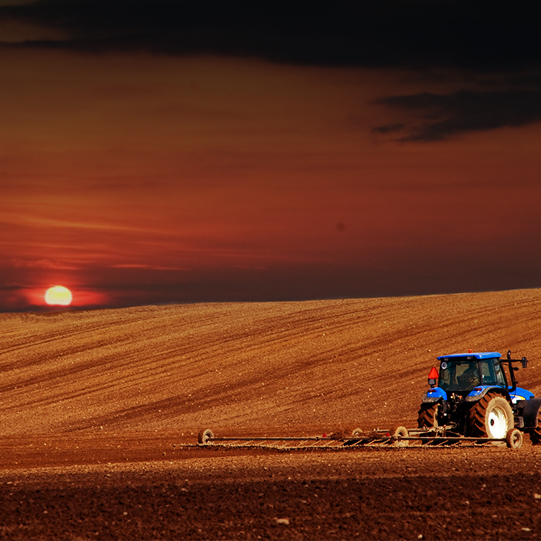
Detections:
44,286,73,306
0,1,540,312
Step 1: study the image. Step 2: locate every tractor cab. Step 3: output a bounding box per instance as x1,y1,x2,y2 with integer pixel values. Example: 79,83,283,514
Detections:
437,352,507,394
425,350,533,403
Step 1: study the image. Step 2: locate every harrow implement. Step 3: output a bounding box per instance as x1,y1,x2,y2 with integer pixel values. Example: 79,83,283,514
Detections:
197,425,524,450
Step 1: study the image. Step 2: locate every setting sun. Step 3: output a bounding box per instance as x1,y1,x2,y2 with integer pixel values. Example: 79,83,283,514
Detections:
44,286,73,306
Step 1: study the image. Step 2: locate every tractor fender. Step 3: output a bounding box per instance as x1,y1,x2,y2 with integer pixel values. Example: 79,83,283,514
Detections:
422,387,447,403
509,386,534,403
516,398,541,429
464,386,510,403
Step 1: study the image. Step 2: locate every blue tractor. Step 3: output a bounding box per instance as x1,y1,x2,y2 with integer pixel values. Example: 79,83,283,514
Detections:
418,350,541,443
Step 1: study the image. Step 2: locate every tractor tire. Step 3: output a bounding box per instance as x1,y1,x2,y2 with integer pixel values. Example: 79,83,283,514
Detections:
528,410,541,445
417,403,439,428
467,393,513,439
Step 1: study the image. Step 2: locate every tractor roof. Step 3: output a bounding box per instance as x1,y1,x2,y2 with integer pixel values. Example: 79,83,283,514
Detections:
437,352,501,361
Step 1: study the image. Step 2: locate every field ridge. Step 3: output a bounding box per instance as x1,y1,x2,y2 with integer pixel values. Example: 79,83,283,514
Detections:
1,288,541,435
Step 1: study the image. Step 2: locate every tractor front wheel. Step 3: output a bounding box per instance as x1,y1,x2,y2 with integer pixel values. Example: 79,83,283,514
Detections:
417,403,439,428
467,393,513,439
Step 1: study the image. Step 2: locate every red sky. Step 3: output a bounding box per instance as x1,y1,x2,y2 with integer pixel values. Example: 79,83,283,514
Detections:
1,1,541,311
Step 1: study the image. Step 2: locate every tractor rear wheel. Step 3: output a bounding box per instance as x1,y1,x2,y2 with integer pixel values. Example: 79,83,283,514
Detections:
417,403,439,428
467,393,513,439
528,410,541,445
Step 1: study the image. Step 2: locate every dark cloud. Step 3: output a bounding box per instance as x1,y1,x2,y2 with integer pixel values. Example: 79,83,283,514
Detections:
1,0,540,70
375,89,541,141
371,123,404,135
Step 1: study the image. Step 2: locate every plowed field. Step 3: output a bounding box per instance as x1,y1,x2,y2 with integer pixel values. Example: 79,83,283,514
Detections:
2,289,541,539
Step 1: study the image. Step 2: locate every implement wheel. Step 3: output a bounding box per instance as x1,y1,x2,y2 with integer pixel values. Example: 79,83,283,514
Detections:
506,428,524,450
392,426,409,447
417,403,439,428
197,429,214,445
467,393,513,439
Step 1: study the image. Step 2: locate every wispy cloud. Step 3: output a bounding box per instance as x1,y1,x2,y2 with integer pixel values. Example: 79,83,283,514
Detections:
374,89,541,142
111,264,188,271
0,211,174,236
10,258,80,271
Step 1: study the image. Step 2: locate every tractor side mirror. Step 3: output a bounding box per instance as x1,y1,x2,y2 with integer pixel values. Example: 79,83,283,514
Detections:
522,357,528,368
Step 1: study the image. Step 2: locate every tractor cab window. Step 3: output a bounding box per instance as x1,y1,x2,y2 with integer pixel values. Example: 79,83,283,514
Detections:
477,359,507,386
491,359,507,387
439,360,480,392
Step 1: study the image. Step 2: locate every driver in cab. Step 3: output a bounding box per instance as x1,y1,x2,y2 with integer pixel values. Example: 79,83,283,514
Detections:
459,365,480,387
